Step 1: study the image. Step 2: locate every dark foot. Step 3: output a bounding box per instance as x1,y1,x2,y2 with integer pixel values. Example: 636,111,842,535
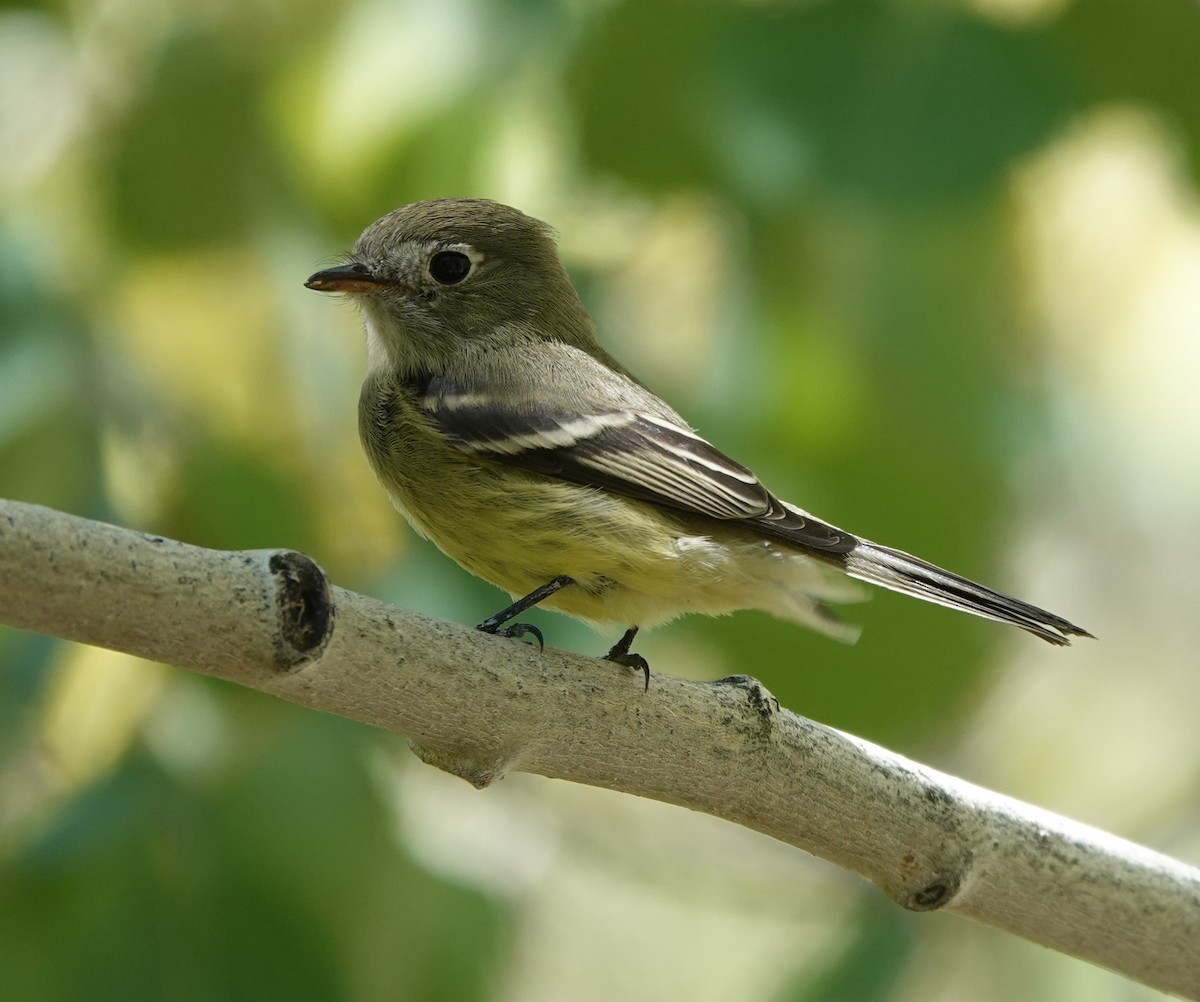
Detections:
603,627,650,691
478,620,545,650
475,576,575,651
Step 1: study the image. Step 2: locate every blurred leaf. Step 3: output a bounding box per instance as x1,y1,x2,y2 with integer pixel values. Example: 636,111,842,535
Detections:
108,32,280,251
361,97,502,220
569,0,1074,201
1050,0,1200,186
773,894,915,1002
714,0,1074,201
170,444,318,553
567,0,726,191
0,412,103,514
0,227,101,508
0,631,59,763
0,697,508,1002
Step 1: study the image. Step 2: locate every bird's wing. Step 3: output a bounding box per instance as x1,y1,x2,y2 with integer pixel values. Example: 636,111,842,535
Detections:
407,358,1090,644
412,364,857,557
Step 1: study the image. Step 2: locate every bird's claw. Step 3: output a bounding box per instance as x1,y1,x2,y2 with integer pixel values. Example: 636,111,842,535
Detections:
605,649,650,691
478,621,544,650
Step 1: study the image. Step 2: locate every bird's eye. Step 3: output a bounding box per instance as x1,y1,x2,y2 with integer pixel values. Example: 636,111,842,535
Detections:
429,250,472,285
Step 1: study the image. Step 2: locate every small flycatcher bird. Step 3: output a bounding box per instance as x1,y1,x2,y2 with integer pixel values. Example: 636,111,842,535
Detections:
306,198,1089,682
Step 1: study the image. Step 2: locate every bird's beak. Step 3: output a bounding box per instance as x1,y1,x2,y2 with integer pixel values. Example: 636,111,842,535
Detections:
304,262,389,295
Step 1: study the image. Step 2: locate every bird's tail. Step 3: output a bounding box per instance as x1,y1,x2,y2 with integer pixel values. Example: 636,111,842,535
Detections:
843,540,1092,645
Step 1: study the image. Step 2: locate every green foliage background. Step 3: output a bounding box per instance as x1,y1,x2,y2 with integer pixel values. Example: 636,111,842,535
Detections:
1,1,1198,999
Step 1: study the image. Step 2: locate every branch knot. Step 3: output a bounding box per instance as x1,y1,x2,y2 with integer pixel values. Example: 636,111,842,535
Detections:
267,550,333,670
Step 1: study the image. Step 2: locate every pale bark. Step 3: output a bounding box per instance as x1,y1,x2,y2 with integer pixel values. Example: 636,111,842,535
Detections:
1,498,1197,998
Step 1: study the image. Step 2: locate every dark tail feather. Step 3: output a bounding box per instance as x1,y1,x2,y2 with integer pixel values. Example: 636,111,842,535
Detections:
843,541,1093,645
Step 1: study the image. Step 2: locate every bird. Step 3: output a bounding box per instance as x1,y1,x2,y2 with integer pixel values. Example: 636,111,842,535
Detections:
305,197,1090,685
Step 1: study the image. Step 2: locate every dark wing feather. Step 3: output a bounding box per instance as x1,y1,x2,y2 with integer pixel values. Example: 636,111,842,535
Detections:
417,374,856,556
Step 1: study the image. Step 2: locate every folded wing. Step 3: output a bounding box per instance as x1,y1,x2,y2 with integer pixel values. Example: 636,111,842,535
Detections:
414,368,1090,645
417,373,857,556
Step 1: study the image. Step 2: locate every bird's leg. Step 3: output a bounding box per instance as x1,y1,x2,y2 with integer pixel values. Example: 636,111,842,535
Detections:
476,575,576,650
604,626,650,691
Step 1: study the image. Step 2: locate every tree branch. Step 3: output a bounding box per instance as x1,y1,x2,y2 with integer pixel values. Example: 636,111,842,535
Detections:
1,498,1197,998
